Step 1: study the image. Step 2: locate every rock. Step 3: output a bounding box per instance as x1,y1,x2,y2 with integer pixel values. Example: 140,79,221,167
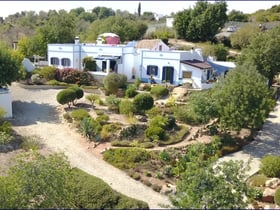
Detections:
265,178,280,189
160,183,176,195
262,188,276,203
135,115,147,122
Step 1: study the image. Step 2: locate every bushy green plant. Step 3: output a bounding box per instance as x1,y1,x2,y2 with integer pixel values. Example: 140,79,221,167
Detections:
56,89,77,108
145,126,165,141
150,85,169,99
0,131,13,145
133,93,154,113
103,73,127,95
96,114,109,125
119,125,138,139
72,168,148,209
103,148,151,170
125,85,137,98
20,135,42,151
86,94,100,108
149,115,168,128
260,155,280,177
33,66,56,81
100,123,122,141
79,117,101,141
274,188,280,205
70,109,90,122
82,56,96,71
0,121,12,134
146,106,162,118
106,95,121,113
248,174,268,187
119,99,136,116
134,78,141,89
69,86,84,99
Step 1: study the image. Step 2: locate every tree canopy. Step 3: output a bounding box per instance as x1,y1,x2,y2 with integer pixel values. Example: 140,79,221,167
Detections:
0,43,21,87
237,26,280,87
172,142,251,209
174,1,227,41
213,64,275,131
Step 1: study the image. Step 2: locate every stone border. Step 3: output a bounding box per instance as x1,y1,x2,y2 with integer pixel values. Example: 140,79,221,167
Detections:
17,82,67,90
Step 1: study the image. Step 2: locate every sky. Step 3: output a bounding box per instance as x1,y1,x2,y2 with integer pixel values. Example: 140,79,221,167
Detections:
0,1,279,18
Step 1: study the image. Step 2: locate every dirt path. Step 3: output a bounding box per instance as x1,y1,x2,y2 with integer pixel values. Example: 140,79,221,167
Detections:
10,83,172,209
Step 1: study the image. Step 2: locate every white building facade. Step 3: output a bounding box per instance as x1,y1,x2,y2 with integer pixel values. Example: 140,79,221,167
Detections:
48,40,221,89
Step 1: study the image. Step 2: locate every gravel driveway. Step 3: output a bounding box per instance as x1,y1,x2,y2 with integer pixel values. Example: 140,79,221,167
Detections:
10,83,172,209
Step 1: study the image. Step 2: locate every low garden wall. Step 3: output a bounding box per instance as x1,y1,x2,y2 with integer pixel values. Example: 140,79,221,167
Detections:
0,88,12,118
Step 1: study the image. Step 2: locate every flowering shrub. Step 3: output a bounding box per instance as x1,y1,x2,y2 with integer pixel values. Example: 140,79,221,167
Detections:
55,68,93,85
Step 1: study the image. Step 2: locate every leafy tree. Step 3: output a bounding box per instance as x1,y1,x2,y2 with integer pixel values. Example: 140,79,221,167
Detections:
230,24,260,50
172,142,251,209
237,26,280,87
138,2,141,17
213,64,275,132
0,151,74,208
174,1,227,41
203,43,229,61
92,6,115,19
0,42,20,87
36,10,76,54
228,10,249,22
84,16,147,42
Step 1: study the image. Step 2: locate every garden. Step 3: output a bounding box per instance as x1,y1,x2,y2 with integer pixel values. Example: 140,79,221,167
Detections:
18,65,260,195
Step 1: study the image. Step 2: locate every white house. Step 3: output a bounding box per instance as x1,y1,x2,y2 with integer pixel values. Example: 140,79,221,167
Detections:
47,38,226,89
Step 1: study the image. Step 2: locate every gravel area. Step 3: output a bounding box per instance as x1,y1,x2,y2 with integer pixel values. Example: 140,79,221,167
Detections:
9,83,172,209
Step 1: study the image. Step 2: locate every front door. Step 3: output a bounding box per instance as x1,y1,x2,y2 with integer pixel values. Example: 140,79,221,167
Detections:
162,66,174,84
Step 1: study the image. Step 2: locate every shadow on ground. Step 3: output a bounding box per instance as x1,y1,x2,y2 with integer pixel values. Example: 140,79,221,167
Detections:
229,120,280,159
11,100,60,126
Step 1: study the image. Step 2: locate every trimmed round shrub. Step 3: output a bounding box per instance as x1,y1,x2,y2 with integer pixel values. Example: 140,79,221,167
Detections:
125,85,137,98
69,86,84,100
260,155,280,177
119,99,136,115
133,93,154,113
56,89,77,107
150,85,169,99
274,188,280,205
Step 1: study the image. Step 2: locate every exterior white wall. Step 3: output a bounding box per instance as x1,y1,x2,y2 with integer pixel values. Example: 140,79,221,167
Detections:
181,64,202,89
0,89,12,118
140,50,181,84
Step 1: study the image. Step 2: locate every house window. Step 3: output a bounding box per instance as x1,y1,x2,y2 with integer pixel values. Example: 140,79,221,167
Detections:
147,65,158,76
50,57,59,65
159,45,162,51
61,58,71,67
183,71,192,78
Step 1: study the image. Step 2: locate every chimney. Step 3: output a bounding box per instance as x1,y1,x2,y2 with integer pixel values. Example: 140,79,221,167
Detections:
74,36,80,45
